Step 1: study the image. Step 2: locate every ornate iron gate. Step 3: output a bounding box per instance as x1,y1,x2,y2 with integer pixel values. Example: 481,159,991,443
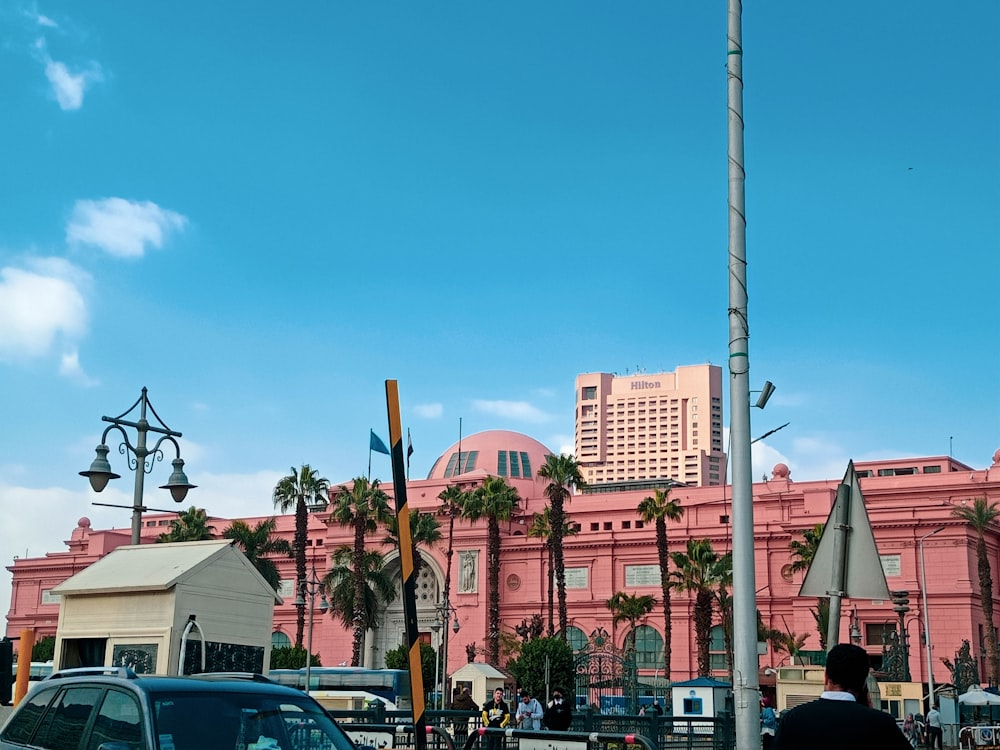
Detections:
573,627,638,714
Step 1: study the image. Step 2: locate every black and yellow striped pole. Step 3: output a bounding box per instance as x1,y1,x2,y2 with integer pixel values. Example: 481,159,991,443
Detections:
386,380,427,750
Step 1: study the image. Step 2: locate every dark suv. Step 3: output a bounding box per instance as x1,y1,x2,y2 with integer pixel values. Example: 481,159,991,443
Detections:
0,667,357,750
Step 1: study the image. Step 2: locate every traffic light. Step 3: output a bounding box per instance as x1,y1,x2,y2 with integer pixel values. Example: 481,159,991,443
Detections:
890,590,910,615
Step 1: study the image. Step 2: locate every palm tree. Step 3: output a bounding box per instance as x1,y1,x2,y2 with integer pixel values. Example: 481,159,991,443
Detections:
462,475,521,665
953,497,1000,685
771,629,809,665
537,453,585,638
606,592,657,651
273,465,330,647
789,523,830,650
156,506,215,543
383,508,442,577
637,487,684,680
324,545,397,633
330,476,392,666
438,485,468,614
712,552,734,682
670,538,723,676
527,507,579,636
223,517,293,591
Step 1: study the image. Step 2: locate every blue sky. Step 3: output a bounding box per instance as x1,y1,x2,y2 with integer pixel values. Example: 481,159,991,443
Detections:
1,2,997,609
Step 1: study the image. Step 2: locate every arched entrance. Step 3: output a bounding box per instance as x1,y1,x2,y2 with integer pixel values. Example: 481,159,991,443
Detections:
367,554,446,668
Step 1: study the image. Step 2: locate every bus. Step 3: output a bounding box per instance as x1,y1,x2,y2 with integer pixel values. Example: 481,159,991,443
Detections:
11,662,54,681
269,667,411,711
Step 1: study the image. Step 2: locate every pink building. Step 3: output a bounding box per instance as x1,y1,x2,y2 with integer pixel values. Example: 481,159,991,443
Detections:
7,430,1000,695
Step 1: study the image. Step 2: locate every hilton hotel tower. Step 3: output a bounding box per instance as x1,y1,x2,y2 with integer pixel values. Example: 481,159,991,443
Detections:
574,365,726,488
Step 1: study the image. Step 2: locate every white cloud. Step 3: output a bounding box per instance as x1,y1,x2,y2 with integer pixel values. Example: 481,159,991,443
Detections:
413,402,443,419
36,14,57,28
59,348,98,386
67,198,188,258
33,38,103,111
45,59,101,110
0,259,89,360
472,399,551,423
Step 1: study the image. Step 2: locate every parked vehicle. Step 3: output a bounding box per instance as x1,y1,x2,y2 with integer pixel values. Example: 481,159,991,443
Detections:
10,662,53,681
0,666,357,750
269,668,411,710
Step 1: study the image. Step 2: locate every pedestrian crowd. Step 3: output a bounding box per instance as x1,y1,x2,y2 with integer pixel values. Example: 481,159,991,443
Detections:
450,686,574,736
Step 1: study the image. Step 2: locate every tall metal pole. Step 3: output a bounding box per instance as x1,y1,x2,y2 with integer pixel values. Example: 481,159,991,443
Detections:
825,482,852,649
304,583,316,694
129,396,150,545
441,598,450,710
920,527,945,707
432,622,442,710
726,2,760,748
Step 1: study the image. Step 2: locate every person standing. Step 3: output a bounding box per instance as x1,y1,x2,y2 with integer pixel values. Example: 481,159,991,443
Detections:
760,697,777,750
543,688,573,731
925,704,942,750
515,689,544,730
451,687,479,747
482,687,510,750
773,643,911,750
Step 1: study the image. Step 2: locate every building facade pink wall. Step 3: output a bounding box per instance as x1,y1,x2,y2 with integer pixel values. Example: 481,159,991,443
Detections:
7,431,1000,694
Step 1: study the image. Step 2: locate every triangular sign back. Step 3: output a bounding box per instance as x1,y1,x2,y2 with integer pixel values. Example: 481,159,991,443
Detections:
799,461,891,600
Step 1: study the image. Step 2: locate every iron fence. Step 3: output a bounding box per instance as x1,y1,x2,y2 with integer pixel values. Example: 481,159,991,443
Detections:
325,709,735,750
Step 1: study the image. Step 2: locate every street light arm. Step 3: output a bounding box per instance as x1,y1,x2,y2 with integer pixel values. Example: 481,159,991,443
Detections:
103,386,182,438
149,434,183,468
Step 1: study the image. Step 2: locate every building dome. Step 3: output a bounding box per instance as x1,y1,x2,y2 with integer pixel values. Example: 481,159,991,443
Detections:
426,430,554,481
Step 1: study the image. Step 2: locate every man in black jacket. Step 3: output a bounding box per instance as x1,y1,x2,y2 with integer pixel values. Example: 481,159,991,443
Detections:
543,688,573,731
774,643,911,750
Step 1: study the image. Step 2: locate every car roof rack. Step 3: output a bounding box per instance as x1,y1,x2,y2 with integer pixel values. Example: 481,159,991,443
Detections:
45,666,137,681
188,672,276,683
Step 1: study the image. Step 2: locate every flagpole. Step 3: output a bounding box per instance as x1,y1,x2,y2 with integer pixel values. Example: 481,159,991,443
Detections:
368,442,372,483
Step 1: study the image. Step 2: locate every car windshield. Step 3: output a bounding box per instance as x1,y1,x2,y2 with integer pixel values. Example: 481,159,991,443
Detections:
153,691,355,750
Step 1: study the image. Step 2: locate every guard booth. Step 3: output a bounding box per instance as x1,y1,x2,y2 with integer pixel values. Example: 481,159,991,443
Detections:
450,662,510,707
775,664,885,714
670,677,731,734
51,540,281,675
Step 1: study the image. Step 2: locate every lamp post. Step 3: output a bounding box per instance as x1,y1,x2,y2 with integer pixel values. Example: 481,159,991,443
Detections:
850,607,862,646
437,600,460,709
920,527,945,707
295,563,328,694
80,387,196,545
890,591,912,682
431,621,442,710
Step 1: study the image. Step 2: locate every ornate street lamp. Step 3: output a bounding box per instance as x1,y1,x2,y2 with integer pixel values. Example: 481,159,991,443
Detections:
850,607,862,646
295,564,329,694
920,527,945,707
437,600,460,709
890,590,912,682
80,387,195,545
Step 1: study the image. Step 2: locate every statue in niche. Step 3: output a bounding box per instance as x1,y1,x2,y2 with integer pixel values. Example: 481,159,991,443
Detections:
459,550,478,593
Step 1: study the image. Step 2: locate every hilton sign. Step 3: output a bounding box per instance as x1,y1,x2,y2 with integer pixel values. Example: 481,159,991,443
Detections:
630,380,662,390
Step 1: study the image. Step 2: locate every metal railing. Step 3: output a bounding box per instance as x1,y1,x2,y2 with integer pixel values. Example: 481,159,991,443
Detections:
325,708,735,750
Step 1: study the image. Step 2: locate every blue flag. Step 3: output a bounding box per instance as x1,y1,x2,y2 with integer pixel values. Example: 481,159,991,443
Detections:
370,429,390,455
